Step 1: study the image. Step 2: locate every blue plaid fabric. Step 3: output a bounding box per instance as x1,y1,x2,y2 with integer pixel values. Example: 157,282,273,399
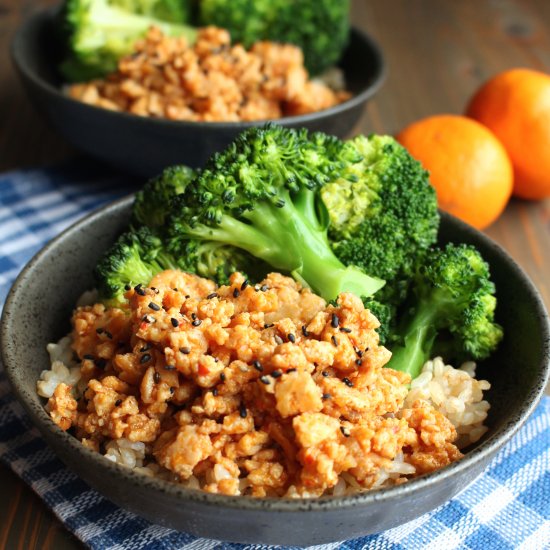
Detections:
0,165,549,549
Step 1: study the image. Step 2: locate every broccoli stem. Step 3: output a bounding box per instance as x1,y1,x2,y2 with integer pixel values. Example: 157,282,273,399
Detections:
87,4,197,42
387,301,438,379
184,189,384,301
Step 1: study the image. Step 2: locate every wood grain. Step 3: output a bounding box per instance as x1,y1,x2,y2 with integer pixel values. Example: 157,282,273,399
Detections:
1,0,549,548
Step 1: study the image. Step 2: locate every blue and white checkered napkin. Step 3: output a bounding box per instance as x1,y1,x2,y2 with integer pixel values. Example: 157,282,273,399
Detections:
0,165,549,550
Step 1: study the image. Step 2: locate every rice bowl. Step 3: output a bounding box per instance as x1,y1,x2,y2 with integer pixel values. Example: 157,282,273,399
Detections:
3,197,548,545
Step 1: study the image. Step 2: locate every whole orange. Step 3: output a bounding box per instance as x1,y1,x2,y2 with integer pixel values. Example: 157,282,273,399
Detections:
466,68,550,200
396,115,513,230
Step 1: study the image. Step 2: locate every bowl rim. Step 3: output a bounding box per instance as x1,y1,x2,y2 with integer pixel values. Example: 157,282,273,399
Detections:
11,7,387,131
2,194,550,513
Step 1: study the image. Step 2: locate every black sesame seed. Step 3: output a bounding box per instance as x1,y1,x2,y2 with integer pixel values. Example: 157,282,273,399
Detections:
355,358,363,366
83,354,94,360
241,279,249,290
287,368,297,373
301,325,309,337
140,343,152,352
104,330,113,339
340,327,352,333
365,347,370,352
340,426,350,437
342,377,353,387
115,399,122,407
154,371,161,383
164,364,176,371
95,358,107,369
264,323,274,329
322,393,331,400
233,288,240,298
124,284,131,291
331,313,339,328
148,302,160,311
207,292,218,299
260,284,269,292
239,404,247,418
140,353,151,364
322,370,329,377
95,328,104,334
331,335,339,346
170,318,179,327
151,287,160,294
253,361,263,372
287,333,296,343
135,284,146,296
169,386,175,394
142,314,155,324
185,295,190,299
356,348,364,357
212,388,218,396
220,372,226,382
271,370,282,378
191,312,197,319
192,319,202,327
179,347,190,354
260,375,270,384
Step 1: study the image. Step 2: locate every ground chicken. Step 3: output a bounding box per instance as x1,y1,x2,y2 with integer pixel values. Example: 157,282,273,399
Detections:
45,270,463,497
68,27,350,122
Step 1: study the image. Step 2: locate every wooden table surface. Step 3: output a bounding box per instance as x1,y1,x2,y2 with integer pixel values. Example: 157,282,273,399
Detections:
1,0,550,548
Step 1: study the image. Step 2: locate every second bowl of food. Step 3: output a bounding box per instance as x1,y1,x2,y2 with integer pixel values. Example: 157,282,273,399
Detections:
12,3,385,176
2,125,549,545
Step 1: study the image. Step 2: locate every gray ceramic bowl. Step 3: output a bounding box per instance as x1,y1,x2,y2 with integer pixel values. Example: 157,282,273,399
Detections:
12,9,385,177
1,197,549,545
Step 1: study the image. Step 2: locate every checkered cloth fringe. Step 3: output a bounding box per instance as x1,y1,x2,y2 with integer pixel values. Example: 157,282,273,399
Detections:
0,165,548,549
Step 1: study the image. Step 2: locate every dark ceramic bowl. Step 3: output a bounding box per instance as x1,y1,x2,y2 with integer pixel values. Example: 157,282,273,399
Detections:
2,198,549,545
1,197,550,545
11,9,385,177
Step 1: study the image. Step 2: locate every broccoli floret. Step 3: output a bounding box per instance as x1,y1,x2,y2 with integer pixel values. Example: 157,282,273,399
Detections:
387,243,503,379
94,226,179,302
130,164,270,286
198,0,350,75
132,165,196,228
59,0,196,82
170,239,269,285
95,223,266,303
321,134,439,306
362,298,394,345
166,124,385,301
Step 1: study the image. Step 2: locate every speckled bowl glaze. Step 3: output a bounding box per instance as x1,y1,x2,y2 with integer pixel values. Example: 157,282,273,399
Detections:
2,198,549,545
12,9,385,177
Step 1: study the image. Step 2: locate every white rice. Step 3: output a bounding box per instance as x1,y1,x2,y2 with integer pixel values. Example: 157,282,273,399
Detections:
404,357,491,447
37,335,82,398
104,439,146,469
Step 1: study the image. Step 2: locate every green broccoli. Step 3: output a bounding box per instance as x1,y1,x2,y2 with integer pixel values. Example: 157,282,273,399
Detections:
131,164,269,285
132,165,196,228
112,0,192,22
95,223,267,303
165,124,385,301
59,0,196,82
94,226,179,302
321,134,439,307
387,243,503,380
197,0,350,75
